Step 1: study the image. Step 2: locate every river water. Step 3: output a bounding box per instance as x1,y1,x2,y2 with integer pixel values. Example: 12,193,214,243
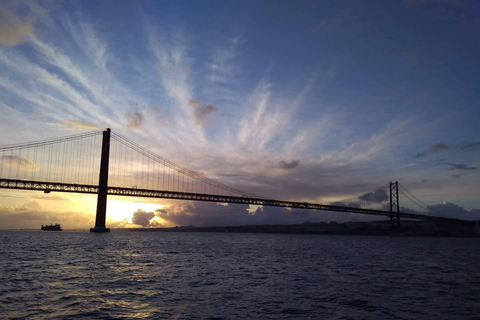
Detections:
1,230,479,319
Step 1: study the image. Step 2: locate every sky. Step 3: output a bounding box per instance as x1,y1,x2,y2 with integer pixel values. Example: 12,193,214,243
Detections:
0,0,479,229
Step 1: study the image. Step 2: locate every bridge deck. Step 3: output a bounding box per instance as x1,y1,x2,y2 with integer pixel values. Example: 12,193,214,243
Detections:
0,178,468,224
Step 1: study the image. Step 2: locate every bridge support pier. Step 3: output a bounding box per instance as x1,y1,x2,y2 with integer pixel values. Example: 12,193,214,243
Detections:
390,181,400,231
90,128,111,233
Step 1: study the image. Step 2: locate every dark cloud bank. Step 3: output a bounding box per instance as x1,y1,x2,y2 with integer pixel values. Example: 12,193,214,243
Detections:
129,201,373,228
132,209,163,227
131,199,480,228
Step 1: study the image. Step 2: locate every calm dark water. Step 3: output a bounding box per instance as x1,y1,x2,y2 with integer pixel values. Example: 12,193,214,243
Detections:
1,231,480,319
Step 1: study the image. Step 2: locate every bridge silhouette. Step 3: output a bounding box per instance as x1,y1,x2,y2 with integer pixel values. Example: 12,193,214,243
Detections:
0,128,469,232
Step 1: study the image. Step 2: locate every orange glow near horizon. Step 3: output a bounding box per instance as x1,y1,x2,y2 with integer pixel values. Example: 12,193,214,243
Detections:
106,198,166,224
0,189,169,228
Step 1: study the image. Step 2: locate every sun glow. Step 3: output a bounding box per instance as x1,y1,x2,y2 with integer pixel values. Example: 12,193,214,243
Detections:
106,198,165,222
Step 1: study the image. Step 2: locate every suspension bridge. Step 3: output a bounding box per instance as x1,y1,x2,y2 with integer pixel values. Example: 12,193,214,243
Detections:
0,128,471,232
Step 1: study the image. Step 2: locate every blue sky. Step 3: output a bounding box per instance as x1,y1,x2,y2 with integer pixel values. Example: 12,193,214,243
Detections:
0,0,479,228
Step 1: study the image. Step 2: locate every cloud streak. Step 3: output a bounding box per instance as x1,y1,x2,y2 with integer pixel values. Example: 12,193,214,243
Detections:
462,141,480,150
445,163,476,171
50,120,102,130
2,155,37,171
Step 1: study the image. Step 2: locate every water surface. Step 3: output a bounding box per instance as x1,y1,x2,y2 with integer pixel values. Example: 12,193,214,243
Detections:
1,231,479,319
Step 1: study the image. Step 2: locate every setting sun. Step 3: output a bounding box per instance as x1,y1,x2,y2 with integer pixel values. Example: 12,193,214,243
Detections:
106,197,166,225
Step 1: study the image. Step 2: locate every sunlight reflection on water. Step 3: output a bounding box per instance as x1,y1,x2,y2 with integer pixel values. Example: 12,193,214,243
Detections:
1,230,480,319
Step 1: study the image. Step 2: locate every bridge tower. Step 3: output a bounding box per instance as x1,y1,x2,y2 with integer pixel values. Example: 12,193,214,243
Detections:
389,181,400,230
90,128,111,233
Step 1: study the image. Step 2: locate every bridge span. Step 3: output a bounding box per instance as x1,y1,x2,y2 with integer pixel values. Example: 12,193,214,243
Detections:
0,177,467,225
0,128,474,231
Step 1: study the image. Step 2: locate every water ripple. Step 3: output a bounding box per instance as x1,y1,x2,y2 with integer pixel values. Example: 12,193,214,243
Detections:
1,231,480,319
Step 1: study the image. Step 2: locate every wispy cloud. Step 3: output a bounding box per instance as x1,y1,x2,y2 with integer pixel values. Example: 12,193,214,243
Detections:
0,44,105,123
208,36,239,84
146,23,209,147
237,72,319,153
50,120,102,130
445,163,476,170
358,189,389,203
332,120,409,165
413,139,480,159
0,6,153,141
31,195,70,201
1,155,37,171
461,141,480,150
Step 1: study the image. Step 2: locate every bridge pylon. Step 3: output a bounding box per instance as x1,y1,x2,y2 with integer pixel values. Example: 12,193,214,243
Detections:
90,128,111,233
389,181,400,230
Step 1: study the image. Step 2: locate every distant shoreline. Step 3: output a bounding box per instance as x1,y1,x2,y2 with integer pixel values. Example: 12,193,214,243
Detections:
4,220,478,237
124,220,480,238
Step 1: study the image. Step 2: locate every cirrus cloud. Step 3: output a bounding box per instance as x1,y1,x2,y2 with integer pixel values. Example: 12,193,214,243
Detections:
445,163,476,171
2,155,37,171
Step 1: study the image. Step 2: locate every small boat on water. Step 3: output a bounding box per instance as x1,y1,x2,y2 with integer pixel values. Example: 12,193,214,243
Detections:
41,223,63,231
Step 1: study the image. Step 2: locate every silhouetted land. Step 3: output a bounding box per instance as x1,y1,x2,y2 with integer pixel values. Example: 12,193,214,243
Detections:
126,220,480,237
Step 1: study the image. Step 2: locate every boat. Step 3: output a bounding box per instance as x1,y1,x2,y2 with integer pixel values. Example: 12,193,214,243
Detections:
41,223,63,231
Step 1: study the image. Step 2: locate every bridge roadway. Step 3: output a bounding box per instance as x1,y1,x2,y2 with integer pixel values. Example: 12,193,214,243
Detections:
0,178,469,224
